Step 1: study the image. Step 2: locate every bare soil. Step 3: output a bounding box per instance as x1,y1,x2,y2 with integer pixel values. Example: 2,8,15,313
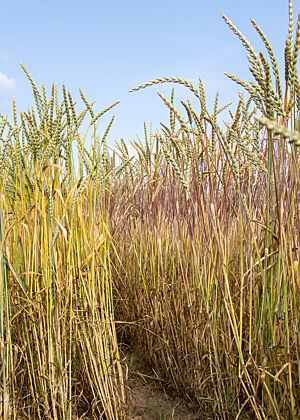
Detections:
124,351,205,420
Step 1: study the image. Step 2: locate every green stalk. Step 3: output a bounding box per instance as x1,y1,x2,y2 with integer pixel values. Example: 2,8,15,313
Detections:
265,128,273,251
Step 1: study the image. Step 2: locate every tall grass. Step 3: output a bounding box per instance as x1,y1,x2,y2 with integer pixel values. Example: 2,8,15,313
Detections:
0,0,299,419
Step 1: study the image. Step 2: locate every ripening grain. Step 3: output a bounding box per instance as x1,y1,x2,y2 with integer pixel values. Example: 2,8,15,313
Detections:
0,1,299,419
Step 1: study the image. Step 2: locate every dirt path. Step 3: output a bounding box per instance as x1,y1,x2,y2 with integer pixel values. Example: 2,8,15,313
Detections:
125,352,204,420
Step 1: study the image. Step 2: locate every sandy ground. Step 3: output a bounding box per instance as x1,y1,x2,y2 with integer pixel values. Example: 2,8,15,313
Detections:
125,352,205,420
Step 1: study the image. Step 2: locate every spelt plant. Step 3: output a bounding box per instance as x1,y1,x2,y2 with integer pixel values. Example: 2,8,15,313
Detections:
0,65,126,419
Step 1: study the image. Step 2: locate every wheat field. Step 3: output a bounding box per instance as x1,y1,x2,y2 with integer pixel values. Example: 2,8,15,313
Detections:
0,1,299,419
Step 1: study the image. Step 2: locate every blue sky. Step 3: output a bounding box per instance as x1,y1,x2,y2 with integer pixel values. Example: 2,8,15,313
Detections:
0,0,296,150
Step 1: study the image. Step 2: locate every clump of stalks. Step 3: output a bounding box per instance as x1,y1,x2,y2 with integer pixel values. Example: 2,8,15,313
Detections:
0,65,127,419
110,1,299,418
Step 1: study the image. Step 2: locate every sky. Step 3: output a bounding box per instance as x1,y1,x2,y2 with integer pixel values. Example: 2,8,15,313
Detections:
0,0,298,151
